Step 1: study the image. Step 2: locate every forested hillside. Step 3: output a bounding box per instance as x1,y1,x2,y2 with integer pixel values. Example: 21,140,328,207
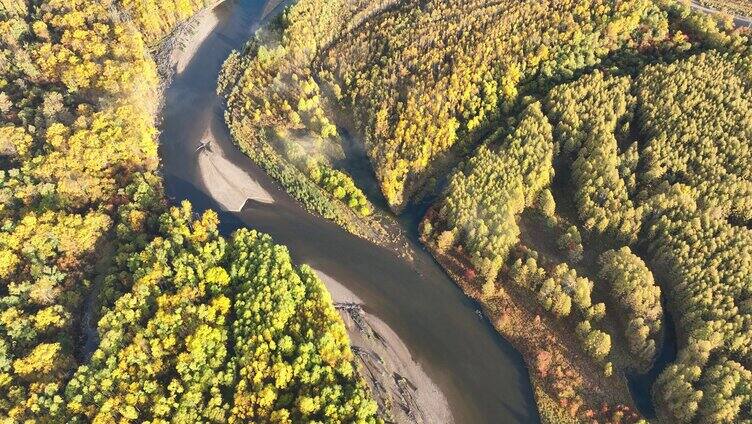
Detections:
0,0,377,422
65,204,377,423
6,0,752,422
424,3,752,422
221,0,658,212
1,1,162,417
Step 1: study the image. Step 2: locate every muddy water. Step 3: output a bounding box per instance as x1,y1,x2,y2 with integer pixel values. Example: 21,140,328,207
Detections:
159,0,540,422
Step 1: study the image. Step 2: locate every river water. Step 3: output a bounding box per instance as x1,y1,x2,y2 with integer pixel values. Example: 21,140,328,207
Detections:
159,0,539,422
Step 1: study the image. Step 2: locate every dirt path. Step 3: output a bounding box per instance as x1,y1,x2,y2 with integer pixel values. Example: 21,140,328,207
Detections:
691,0,752,28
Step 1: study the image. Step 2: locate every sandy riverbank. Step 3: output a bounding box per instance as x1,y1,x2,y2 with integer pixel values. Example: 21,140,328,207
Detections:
174,7,220,75
315,270,453,424
160,1,275,211
195,127,274,211
262,0,288,20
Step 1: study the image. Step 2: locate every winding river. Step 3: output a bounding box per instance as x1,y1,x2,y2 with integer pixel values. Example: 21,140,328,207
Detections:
158,0,540,422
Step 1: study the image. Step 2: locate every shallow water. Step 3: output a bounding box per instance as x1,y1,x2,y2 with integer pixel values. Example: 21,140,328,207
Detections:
159,1,540,422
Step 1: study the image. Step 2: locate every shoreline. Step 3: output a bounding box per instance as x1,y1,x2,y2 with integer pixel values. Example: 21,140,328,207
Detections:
153,0,224,92
315,270,453,423
174,7,221,75
419,208,641,424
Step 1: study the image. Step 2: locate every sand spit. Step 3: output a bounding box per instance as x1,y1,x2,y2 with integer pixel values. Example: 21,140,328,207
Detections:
315,270,454,424
196,129,274,211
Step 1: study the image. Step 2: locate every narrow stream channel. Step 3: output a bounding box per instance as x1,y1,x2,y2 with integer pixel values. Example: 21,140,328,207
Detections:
159,0,539,422
626,306,678,419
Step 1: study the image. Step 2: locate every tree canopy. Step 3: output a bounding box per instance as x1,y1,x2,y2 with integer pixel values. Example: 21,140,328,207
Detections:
0,1,378,421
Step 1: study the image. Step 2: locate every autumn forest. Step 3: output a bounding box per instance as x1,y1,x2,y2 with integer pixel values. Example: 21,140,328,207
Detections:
1,0,377,422
2,0,752,423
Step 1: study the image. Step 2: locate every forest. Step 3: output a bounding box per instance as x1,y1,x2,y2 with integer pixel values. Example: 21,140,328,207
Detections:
217,0,390,241
221,0,657,213
0,0,377,422
4,0,752,422
220,0,752,422
426,5,752,423
65,204,377,423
